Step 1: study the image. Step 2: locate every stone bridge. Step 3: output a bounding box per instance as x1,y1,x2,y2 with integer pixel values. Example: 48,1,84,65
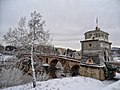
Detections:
17,53,81,78
1,53,116,80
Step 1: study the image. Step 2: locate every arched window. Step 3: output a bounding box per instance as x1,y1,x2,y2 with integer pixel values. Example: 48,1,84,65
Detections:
46,58,48,63
104,49,109,61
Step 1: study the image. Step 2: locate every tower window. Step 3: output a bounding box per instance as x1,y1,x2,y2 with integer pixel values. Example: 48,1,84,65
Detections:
96,33,98,37
89,43,92,47
98,33,100,37
89,34,92,38
85,35,87,39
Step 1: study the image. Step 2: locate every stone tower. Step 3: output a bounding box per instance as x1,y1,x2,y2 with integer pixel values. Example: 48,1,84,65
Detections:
81,19,112,65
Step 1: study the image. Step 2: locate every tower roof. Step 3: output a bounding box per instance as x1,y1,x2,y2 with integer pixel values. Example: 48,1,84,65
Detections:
84,29,109,35
83,19,109,41
84,18,109,35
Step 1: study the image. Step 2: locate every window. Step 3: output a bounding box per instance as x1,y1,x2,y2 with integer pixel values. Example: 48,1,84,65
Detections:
101,34,103,37
89,34,92,38
96,33,98,37
46,58,48,63
85,35,87,39
98,33,100,37
89,43,92,47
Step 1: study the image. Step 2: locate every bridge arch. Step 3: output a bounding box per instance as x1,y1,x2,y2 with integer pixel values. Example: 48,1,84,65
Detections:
49,59,64,78
70,65,80,77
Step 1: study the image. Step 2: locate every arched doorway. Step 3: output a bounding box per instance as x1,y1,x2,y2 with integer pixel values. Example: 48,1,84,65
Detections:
70,65,80,77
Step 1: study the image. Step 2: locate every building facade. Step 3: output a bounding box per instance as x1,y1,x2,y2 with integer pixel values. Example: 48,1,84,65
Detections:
81,24,113,65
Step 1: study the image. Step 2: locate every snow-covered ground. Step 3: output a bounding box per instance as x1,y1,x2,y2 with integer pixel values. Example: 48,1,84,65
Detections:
1,75,120,90
113,56,120,62
102,80,120,90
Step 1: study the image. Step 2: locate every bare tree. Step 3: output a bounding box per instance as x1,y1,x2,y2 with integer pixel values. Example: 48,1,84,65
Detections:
36,71,50,81
3,17,29,47
3,11,51,50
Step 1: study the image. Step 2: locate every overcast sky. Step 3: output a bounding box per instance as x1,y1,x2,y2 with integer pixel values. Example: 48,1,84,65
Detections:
0,0,120,50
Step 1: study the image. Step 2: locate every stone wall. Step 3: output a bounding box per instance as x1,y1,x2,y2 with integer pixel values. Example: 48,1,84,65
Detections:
81,40,100,52
80,64,105,80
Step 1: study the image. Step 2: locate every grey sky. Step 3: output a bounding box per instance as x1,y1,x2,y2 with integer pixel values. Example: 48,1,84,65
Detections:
0,0,120,50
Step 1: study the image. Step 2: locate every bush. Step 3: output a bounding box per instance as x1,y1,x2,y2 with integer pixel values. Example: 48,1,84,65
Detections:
0,67,23,88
